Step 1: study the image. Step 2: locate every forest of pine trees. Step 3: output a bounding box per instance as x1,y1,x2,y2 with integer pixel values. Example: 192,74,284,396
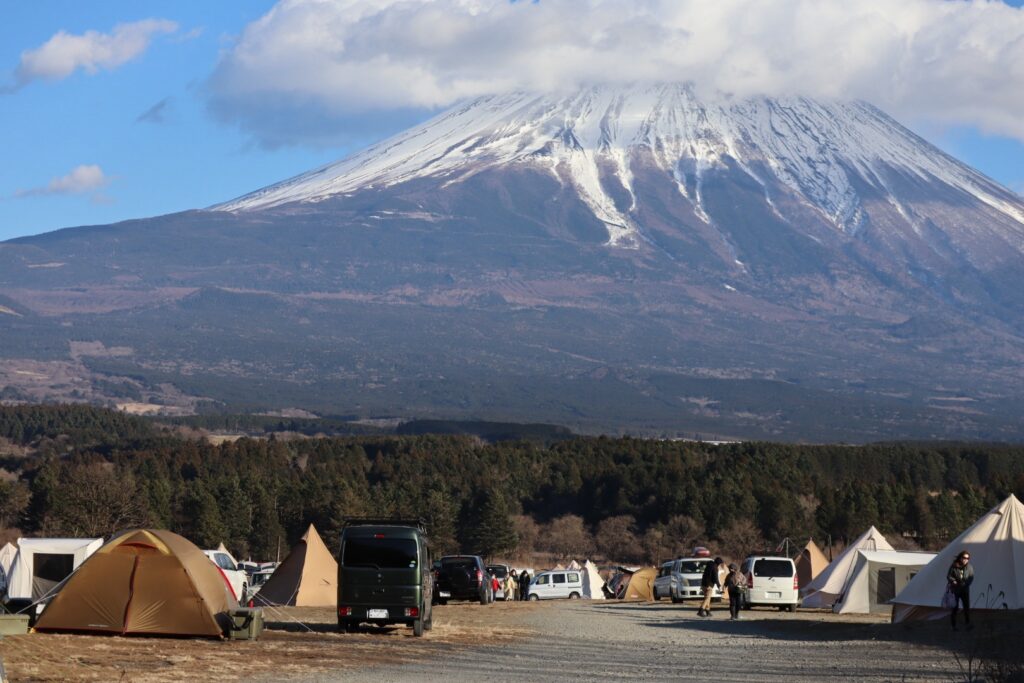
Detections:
1,405,1022,563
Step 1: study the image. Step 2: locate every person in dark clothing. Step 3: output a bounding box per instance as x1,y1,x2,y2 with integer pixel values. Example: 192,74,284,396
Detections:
518,570,531,601
698,557,724,617
724,563,744,620
947,550,974,631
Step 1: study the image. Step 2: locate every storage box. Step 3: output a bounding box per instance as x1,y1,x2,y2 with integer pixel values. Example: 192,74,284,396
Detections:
227,608,263,640
0,615,31,636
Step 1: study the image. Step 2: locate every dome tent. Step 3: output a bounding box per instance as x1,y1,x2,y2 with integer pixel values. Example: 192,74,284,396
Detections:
801,526,893,609
34,529,237,637
892,494,1024,623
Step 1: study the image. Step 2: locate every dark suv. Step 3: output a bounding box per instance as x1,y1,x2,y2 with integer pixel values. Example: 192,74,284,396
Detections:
434,555,492,605
337,519,433,636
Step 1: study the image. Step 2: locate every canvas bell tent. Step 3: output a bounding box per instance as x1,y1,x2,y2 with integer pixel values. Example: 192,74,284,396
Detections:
581,560,605,600
802,526,893,608
830,550,936,614
5,537,102,602
891,494,1024,623
0,542,16,579
254,524,338,607
795,540,830,590
34,529,237,637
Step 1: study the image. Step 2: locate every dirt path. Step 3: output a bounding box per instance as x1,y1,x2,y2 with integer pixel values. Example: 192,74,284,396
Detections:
0,601,987,682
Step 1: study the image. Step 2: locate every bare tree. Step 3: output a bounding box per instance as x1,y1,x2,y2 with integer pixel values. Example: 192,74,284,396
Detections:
595,515,643,564
43,463,147,537
542,514,595,559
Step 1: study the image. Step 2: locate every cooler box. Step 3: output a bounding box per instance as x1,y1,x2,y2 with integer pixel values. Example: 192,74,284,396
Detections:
227,608,264,640
0,614,31,636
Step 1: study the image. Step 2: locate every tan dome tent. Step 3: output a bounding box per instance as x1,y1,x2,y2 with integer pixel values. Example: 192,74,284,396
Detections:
795,539,830,590
254,524,338,607
622,567,657,601
34,529,237,637
892,494,1024,623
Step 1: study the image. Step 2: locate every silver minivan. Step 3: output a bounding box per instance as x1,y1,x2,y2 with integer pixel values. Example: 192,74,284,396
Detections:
653,558,722,602
527,570,583,600
740,556,799,611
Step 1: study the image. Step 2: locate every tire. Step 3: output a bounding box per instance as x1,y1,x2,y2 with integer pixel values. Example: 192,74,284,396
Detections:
653,589,661,601
787,604,796,613
529,593,539,601
480,591,488,605
569,592,580,600
413,618,424,637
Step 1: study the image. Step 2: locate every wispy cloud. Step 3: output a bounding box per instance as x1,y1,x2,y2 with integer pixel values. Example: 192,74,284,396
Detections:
15,165,111,198
206,0,1024,147
10,19,177,90
136,97,172,124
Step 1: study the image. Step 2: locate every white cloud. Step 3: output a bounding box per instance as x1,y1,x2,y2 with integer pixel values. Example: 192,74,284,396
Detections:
205,0,1024,147
16,165,111,198
13,19,178,87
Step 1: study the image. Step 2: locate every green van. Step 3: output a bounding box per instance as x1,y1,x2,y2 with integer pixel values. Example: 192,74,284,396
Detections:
337,519,434,636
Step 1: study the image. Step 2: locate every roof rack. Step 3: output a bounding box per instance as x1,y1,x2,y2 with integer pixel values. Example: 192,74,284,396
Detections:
342,517,426,531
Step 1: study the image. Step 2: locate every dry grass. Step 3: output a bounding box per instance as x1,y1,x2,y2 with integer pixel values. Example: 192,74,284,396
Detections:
0,603,537,682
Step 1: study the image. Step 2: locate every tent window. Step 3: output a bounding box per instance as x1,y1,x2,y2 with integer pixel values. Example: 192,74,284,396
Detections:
875,567,896,605
753,559,793,578
34,553,74,583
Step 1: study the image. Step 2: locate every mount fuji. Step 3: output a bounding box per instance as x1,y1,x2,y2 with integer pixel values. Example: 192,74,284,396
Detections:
2,84,1024,441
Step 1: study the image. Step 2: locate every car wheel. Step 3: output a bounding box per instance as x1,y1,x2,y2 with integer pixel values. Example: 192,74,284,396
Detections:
787,604,796,613
413,618,424,637
529,594,539,601
569,592,580,600
653,588,660,601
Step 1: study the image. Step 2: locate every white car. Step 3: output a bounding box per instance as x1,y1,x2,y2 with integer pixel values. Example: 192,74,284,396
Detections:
203,549,248,603
528,570,583,600
653,557,722,602
740,556,799,611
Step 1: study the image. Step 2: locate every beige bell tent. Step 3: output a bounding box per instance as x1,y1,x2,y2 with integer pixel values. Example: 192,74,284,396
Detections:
34,529,237,637
581,560,605,600
622,566,657,601
5,537,103,601
802,526,893,608
0,542,16,580
254,524,338,607
831,550,936,614
795,539,830,590
892,494,1024,623
567,560,582,571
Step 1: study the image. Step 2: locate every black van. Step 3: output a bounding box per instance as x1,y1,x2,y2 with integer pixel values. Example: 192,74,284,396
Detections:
337,519,433,636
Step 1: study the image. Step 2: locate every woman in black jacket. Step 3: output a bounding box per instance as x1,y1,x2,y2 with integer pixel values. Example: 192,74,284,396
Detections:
946,550,974,631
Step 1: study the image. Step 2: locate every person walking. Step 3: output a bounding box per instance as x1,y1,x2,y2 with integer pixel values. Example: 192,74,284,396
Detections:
947,550,974,631
724,563,744,620
698,557,724,617
518,569,531,601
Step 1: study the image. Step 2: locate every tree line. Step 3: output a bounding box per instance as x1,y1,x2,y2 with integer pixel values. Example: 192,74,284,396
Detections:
1,405,1022,563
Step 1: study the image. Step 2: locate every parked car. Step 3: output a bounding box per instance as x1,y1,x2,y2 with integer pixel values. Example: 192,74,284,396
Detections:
434,555,493,605
203,549,248,603
739,556,799,611
247,568,275,601
486,564,512,600
527,570,583,601
654,557,723,602
337,519,434,637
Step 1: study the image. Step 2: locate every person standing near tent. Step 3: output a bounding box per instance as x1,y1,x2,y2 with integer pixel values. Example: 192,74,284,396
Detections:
946,550,974,631
518,569,530,601
724,563,743,620
698,557,723,617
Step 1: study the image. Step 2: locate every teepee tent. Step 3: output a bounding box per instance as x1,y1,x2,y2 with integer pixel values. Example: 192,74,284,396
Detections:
622,567,657,601
892,494,1024,623
831,550,936,614
34,529,236,637
802,526,893,608
795,539,830,590
0,542,16,578
567,560,581,570
254,524,338,607
5,537,103,601
581,560,605,599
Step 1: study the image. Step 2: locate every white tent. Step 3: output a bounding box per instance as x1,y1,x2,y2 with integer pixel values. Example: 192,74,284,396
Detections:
831,550,936,614
0,542,16,577
581,560,606,600
802,526,893,608
892,494,1024,623
5,537,103,601
567,560,581,570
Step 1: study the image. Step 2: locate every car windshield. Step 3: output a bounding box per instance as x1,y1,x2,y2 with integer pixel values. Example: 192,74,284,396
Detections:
753,559,793,578
343,537,418,569
678,561,709,574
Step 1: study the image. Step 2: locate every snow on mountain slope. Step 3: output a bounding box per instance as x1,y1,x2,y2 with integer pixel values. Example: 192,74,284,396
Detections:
213,84,1024,250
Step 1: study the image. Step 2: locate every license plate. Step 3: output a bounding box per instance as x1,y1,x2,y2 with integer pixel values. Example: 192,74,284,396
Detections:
367,609,388,619
439,591,451,598
767,591,782,599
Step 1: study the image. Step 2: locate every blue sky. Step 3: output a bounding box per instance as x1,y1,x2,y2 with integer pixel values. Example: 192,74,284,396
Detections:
1,0,1023,241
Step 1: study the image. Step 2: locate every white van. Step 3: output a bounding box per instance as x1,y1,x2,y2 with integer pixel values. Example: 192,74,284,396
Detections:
528,570,583,600
740,556,798,611
203,548,248,603
653,557,722,602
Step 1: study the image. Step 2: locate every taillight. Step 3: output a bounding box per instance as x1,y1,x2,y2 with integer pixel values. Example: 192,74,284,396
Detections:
404,607,419,617
747,573,753,589
338,607,352,616
793,574,799,590
476,569,483,583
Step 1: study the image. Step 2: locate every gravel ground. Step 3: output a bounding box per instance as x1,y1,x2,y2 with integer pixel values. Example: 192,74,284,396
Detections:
317,600,962,682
